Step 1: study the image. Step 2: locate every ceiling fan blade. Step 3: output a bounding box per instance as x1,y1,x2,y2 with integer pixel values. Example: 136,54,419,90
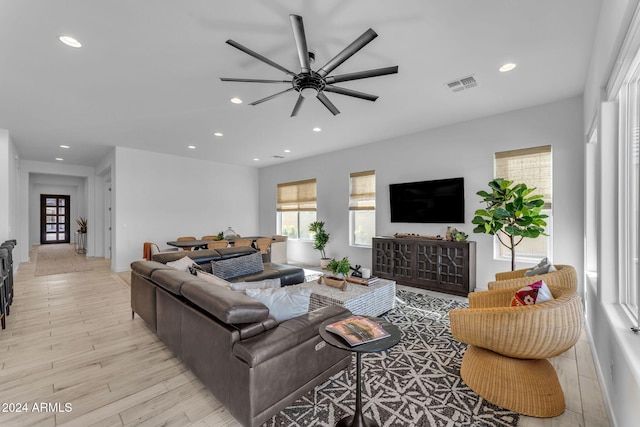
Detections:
291,94,305,117
249,88,295,106
290,15,311,74
317,29,378,78
323,85,378,102
325,66,398,84
220,78,291,83
226,39,296,76
316,92,340,115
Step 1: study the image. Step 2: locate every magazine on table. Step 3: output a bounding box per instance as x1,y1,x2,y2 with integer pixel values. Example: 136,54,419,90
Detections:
325,315,390,346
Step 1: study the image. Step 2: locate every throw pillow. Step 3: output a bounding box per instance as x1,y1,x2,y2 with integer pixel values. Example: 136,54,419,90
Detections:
196,270,231,289
166,256,195,272
245,287,312,322
230,278,281,293
211,252,264,280
524,257,557,276
510,280,554,306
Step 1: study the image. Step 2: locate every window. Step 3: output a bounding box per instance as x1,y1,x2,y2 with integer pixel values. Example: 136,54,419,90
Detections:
618,53,640,322
494,145,552,261
349,170,375,246
277,179,317,240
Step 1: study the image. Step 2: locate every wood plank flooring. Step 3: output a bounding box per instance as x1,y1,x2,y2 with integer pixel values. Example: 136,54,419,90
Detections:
0,255,611,426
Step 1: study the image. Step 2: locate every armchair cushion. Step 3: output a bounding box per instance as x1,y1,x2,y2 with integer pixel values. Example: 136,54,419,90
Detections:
511,280,554,306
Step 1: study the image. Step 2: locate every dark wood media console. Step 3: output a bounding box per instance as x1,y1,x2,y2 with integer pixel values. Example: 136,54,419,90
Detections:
372,236,476,296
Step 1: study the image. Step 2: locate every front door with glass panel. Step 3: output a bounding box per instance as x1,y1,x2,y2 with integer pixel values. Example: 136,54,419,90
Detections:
41,195,70,244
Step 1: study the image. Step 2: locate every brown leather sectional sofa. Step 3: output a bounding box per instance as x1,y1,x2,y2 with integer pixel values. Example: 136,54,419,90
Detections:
130,250,351,427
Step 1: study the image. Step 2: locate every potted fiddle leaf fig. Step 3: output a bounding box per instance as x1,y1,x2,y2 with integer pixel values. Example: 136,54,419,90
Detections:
472,178,548,271
309,221,331,268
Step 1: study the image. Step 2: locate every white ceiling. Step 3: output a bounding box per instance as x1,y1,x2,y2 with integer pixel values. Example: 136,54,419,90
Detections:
0,0,602,168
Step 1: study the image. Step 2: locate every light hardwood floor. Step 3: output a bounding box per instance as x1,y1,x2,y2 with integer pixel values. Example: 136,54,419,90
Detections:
0,256,611,426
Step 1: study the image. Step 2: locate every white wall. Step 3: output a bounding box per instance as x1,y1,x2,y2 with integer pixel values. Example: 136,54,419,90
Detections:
111,147,260,272
0,129,23,268
259,96,584,290
583,2,640,426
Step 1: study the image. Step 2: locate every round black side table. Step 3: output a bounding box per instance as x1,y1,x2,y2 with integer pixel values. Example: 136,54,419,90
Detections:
319,316,401,427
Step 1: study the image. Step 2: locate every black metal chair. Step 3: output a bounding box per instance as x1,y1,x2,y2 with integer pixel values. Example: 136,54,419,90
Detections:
0,248,8,329
1,241,15,309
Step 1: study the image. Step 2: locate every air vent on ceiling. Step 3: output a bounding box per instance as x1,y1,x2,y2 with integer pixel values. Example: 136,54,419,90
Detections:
272,155,285,159
445,75,478,93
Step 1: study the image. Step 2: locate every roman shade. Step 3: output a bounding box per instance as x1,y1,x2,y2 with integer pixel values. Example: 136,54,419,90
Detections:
349,170,375,210
277,179,317,212
495,145,552,208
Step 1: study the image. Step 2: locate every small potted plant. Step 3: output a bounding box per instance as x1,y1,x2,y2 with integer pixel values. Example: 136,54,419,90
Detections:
76,217,88,233
308,221,331,268
319,257,350,291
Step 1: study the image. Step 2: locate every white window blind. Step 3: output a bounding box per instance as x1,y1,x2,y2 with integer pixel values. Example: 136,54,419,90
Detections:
349,170,376,210
495,145,552,208
277,179,317,212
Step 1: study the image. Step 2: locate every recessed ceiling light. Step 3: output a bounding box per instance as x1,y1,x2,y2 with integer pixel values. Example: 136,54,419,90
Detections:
59,36,82,48
312,127,321,132
214,132,223,137
55,157,64,161
499,63,517,72
230,97,243,104
284,149,291,153
188,145,196,149
253,158,260,161
60,145,70,149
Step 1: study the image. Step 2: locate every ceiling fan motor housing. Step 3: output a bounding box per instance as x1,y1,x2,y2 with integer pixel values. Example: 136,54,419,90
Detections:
293,72,325,98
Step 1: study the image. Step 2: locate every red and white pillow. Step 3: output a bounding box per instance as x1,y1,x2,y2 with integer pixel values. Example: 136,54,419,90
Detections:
510,280,554,306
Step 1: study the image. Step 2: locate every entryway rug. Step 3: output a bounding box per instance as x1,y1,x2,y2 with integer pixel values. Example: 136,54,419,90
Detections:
34,243,92,276
266,289,519,427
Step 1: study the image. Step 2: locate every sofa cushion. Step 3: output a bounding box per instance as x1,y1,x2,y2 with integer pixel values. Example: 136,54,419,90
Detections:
181,280,269,324
212,252,264,280
230,278,281,293
232,305,350,367
130,260,173,279
151,269,202,295
152,249,222,265
245,287,312,322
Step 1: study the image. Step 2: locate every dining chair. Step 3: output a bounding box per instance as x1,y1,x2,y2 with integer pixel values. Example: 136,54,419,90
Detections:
207,240,229,249
254,237,272,254
177,236,197,251
232,238,253,248
201,235,219,241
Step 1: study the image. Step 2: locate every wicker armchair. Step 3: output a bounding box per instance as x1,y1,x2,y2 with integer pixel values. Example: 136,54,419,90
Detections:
449,286,583,417
488,264,577,292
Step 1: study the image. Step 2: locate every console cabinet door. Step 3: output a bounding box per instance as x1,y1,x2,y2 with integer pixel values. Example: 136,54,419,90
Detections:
372,237,476,297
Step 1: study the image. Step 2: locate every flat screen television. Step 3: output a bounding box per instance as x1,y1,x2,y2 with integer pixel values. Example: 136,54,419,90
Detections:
389,177,465,223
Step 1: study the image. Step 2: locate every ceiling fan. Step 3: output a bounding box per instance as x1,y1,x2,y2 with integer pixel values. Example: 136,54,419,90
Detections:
220,14,398,117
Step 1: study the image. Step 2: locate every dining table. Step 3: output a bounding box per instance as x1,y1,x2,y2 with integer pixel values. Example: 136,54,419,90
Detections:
166,236,271,250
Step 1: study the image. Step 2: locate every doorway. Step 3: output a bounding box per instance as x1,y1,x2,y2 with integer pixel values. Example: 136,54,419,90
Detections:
40,194,71,244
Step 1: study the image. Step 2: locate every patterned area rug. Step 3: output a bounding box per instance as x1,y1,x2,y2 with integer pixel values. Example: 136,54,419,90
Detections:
266,289,519,427
34,243,92,276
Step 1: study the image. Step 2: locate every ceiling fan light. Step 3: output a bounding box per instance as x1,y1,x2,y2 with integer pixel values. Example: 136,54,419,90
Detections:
299,87,318,98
